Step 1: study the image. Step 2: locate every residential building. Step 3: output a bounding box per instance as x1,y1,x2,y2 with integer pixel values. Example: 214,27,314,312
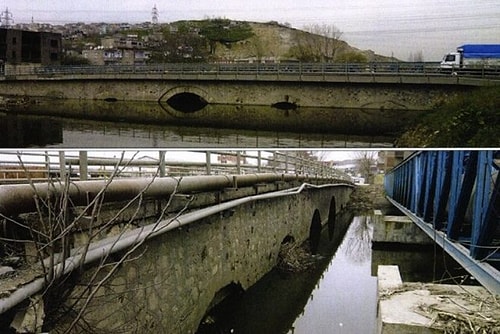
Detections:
0,28,62,65
377,151,414,172
82,34,150,65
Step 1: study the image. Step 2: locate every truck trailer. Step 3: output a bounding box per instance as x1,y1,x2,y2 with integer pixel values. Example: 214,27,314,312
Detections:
440,44,500,69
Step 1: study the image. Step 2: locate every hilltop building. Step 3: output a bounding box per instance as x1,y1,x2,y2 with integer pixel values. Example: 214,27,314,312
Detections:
82,34,150,65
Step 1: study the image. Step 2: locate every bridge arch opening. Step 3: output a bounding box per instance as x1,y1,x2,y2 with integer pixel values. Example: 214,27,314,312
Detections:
166,92,208,112
271,101,297,110
271,95,298,111
196,282,244,334
327,197,336,241
309,209,322,255
159,86,211,114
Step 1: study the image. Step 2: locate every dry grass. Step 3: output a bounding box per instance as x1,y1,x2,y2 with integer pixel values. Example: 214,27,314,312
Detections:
276,242,315,273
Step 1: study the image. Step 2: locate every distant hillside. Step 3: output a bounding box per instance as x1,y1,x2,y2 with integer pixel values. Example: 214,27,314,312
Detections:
195,21,394,62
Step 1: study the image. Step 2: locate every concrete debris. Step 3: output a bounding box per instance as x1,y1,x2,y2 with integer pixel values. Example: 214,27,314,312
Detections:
378,265,500,334
2,256,23,268
0,266,15,279
10,294,45,334
379,282,500,334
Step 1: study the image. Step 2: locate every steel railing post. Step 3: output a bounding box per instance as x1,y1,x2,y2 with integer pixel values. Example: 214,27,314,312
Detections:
159,151,166,177
79,151,88,181
236,151,241,174
59,151,66,181
44,151,50,179
205,151,212,175
285,152,289,174
257,151,262,173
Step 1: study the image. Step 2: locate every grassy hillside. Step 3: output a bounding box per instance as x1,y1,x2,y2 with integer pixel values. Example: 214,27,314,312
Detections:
176,20,394,62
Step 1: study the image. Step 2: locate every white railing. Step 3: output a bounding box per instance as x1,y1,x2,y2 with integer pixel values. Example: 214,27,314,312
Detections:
0,150,352,184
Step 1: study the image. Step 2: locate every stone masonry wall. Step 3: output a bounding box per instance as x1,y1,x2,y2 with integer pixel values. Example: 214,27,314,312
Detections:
55,185,351,333
0,79,467,110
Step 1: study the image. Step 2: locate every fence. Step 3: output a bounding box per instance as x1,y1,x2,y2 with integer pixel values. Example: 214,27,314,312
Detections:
2,62,499,79
0,150,351,184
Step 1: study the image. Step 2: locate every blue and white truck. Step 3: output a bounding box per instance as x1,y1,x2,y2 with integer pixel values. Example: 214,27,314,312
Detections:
440,44,500,69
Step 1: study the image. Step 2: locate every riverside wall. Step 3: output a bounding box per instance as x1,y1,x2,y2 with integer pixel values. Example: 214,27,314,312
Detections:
12,183,352,333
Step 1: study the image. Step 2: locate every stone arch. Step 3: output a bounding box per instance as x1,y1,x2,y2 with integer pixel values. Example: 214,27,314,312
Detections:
158,86,212,114
309,209,322,254
197,282,244,333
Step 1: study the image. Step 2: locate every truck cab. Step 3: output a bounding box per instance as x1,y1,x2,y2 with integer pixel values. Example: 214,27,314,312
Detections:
440,51,462,69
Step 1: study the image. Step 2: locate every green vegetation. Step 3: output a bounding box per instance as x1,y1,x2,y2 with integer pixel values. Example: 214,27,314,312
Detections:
397,87,500,147
199,19,254,54
336,51,368,63
146,19,254,62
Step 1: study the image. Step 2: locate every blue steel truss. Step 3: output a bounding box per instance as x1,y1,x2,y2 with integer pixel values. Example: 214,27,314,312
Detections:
385,151,500,294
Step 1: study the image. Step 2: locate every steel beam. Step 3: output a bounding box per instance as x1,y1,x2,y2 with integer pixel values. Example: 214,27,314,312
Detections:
387,197,500,295
386,150,500,294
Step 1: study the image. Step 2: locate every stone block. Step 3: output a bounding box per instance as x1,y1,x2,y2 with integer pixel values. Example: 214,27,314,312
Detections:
377,265,497,334
373,215,433,245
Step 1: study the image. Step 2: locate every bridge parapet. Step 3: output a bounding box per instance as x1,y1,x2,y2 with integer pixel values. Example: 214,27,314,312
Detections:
1,62,499,86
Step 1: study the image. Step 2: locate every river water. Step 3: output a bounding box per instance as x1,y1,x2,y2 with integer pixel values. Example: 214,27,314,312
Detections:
1,100,419,147
0,112,395,148
288,216,377,334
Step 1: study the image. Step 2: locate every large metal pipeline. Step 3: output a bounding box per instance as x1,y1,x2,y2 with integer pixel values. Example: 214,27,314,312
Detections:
0,182,352,314
0,173,315,216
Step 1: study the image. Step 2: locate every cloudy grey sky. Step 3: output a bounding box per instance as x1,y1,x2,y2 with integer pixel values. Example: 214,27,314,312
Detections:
2,0,499,60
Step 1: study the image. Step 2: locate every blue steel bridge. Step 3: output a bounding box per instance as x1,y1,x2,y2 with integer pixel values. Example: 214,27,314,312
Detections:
385,151,500,294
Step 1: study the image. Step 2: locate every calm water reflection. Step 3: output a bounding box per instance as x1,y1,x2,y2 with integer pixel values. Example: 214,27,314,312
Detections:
0,98,421,147
0,112,396,148
288,216,377,334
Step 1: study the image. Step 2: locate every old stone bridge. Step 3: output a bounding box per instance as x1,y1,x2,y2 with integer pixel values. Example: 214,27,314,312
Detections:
0,172,353,333
1,63,499,134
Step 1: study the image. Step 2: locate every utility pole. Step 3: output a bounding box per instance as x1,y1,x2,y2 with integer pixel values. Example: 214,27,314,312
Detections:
0,7,14,28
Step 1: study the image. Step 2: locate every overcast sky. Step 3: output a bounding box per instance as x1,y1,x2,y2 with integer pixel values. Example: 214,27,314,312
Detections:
2,0,499,60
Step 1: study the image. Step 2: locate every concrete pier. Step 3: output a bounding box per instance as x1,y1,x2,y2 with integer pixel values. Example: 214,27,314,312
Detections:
377,265,499,334
374,208,500,333
372,210,433,245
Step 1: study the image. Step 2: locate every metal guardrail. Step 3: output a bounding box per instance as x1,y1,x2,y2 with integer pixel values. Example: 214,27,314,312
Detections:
0,150,351,184
2,62,500,80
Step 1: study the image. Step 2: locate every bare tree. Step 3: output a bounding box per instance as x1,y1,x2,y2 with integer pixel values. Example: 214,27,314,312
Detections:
302,24,344,62
342,216,372,263
352,151,378,184
408,50,424,62
0,152,194,333
313,151,330,162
